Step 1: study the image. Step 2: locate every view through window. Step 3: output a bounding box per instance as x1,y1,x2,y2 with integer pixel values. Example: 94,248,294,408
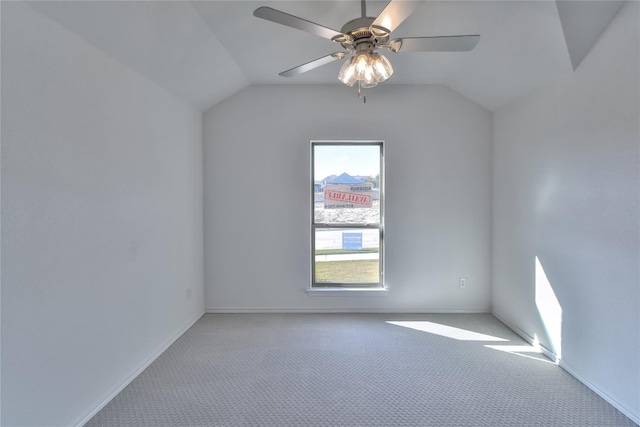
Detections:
311,141,384,288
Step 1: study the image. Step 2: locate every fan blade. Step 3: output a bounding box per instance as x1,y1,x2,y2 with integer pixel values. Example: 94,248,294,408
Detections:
388,35,480,53
371,0,424,35
254,6,344,41
279,53,347,77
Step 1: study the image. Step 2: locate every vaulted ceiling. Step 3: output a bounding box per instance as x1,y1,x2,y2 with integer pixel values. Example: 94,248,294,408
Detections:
26,1,625,112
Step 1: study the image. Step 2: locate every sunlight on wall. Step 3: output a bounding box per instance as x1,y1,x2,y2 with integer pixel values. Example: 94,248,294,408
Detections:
386,321,508,341
535,257,563,362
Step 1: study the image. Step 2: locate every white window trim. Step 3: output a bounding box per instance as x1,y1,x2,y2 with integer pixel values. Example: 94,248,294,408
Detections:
310,140,385,291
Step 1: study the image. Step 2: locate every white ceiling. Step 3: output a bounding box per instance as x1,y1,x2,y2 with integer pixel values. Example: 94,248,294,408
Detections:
26,1,624,112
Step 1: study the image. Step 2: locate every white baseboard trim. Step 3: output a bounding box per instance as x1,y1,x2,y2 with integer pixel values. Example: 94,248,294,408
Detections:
559,359,640,426
491,310,558,362
205,307,491,314
492,310,640,426
73,310,204,427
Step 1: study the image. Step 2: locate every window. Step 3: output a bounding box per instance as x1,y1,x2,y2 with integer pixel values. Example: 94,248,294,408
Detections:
311,141,384,288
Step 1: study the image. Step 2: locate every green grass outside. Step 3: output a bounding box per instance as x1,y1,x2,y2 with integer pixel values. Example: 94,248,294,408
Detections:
315,248,379,256
315,260,380,283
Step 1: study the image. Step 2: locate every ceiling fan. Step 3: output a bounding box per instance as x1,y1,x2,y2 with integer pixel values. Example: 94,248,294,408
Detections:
254,0,480,100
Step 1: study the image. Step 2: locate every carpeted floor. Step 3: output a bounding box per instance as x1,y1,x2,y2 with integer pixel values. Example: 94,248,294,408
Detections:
87,313,637,426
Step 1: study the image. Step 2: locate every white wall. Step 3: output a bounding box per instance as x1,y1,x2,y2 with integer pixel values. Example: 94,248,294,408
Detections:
492,1,639,422
1,3,204,425
204,84,492,312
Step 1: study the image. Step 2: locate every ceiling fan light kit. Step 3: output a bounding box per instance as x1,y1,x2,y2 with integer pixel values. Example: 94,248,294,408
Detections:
254,0,480,101
338,51,393,88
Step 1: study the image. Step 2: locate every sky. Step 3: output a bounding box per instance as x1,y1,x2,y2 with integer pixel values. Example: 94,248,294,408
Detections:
313,144,381,181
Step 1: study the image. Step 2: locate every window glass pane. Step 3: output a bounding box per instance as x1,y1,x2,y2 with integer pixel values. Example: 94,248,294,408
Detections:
313,145,380,224
311,141,384,288
314,228,380,285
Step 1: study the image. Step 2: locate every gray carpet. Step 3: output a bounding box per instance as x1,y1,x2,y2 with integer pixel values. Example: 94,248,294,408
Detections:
87,313,636,426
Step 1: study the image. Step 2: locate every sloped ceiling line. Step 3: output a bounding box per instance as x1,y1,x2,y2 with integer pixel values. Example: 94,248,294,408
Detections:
555,0,625,71
19,1,630,112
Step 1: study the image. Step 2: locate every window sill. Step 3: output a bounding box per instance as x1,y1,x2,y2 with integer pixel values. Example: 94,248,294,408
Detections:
306,287,388,296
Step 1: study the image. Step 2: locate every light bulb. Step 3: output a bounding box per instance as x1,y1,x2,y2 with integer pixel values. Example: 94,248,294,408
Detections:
355,53,369,74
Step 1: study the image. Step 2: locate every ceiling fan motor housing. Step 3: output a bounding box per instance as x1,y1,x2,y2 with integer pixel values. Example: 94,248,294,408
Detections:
338,17,390,51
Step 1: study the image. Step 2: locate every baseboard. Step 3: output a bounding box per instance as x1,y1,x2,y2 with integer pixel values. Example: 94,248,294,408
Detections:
73,310,204,427
205,307,491,314
491,310,558,362
492,310,640,426
559,359,640,426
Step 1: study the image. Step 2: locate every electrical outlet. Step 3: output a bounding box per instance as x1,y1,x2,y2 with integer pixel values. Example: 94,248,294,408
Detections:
459,277,467,288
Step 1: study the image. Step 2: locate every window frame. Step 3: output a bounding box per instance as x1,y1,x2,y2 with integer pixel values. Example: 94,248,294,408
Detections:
310,140,385,289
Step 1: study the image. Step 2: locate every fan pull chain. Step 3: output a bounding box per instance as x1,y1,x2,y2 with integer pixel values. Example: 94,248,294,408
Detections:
357,81,367,103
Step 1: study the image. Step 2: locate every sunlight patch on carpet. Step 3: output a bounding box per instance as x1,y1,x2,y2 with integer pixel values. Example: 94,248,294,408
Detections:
386,320,508,341
484,344,555,364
